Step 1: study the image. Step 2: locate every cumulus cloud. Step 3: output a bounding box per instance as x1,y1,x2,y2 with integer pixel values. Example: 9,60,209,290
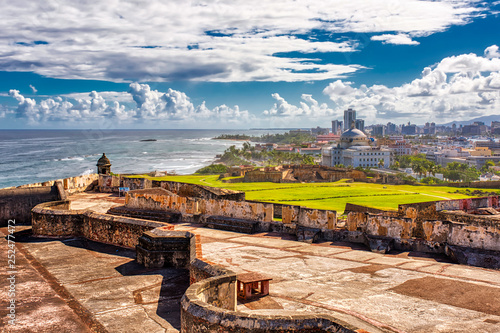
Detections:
29,84,37,94
321,45,500,124
370,34,419,45
8,89,129,123
263,93,336,120
484,45,500,59
0,0,490,82
7,83,251,126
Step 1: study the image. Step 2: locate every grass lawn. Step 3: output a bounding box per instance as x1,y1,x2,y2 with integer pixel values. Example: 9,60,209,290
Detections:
135,174,499,214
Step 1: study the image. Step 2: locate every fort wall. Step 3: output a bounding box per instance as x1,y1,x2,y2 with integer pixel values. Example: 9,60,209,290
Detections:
1,174,97,226
154,180,245,201
0,183,61,226
125,189,274,223
31,203,173,248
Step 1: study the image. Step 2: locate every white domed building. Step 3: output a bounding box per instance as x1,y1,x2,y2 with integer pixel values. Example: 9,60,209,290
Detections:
322,126,392,168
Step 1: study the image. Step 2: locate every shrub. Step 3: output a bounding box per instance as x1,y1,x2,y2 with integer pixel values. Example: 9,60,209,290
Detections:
196,164,229,174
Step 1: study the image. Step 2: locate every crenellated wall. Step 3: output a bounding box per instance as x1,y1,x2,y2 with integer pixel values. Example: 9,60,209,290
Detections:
125,189,274,223
282,206,337,230
346,198,500,265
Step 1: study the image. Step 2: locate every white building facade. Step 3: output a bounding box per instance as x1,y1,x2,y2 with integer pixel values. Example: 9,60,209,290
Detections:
321,127,392,168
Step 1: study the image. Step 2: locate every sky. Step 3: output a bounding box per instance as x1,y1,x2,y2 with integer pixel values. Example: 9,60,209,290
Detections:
0,0,500,129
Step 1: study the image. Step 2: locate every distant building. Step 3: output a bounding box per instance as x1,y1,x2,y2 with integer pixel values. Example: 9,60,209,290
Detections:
476,139,500,154
386,122,398,135
423,122,436,135
461,122,486,136
343,108,356,131
322,127,391,168
298,147,322,156
492,121,500,135
401,123,417,135
371,125,385,137
316,133,339,143
389,140,412,156
311,126,330,136
331,120,343,135
355,119,365,132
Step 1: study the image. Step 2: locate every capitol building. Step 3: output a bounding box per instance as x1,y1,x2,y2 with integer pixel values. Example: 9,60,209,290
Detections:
321,126,392,168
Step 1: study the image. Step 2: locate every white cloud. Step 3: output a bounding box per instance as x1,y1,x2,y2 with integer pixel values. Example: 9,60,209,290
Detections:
263,93,336,120
0,0,489,82
370,34,419,45
29,84,37,94
485,45,500,59
321,45,500,124
7,83,252,126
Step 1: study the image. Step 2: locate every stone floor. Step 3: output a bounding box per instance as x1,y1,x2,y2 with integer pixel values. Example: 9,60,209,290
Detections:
1,192,500,333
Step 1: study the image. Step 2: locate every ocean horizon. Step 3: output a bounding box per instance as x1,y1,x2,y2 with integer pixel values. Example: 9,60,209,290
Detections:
0,128,286,189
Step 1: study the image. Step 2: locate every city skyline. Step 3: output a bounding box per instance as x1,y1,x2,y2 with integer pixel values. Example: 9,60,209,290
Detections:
1,1,500,129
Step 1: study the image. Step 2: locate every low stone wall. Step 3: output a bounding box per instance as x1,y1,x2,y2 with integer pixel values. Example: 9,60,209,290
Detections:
126,189,274,223
399,196,500,221
347,209,500,256
199,199,273,222
32,202,172,248
344,203,388,215
98,174,121,192
181,271,358,333
443,180,500,189
10,174,98,195
282,206,337,230
122,177,152,191
154,180,245,201
32,200,84,236
126,189,199,214
0,184,61,226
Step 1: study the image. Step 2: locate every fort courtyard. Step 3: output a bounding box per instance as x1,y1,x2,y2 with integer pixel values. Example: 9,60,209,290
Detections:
2,189,500,332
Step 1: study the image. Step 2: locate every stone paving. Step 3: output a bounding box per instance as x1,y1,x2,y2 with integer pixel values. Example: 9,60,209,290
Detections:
175,225,500,333
1,192,500,332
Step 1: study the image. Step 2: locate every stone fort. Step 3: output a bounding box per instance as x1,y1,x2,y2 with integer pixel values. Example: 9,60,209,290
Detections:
1,161,500,332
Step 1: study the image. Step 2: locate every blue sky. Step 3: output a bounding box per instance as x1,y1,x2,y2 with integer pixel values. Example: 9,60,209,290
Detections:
1,0,500,129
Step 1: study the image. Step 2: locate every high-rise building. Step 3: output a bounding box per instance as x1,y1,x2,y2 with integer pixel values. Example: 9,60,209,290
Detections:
492,121,500,135
331,120,343,135
344,108,356,130
386,122,397,135
401,122,417,135
372,125,385,137
355,119,365,132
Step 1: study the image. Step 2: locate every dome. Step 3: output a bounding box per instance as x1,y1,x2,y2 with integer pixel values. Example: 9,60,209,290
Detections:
97,153,111,166
341,128,367,139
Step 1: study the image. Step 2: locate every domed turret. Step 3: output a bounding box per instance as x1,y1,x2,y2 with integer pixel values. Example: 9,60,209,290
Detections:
97,153,111,174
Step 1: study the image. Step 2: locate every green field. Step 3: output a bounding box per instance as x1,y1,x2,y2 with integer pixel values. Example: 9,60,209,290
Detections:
137,174,498,214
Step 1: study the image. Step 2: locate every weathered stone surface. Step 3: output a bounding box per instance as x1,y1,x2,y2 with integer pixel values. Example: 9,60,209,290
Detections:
136,230,195,269
445,244,500,269
364,234,394,254
203,216,259,234
296,226,321,243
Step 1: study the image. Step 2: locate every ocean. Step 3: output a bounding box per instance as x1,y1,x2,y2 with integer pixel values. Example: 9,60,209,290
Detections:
0,129,285,189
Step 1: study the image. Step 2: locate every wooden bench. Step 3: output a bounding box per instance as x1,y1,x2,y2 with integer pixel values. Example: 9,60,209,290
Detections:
237,272,272,300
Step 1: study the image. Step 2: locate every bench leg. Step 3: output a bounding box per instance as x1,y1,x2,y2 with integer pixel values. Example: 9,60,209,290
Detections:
244,283,252,299
261,281,269,295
